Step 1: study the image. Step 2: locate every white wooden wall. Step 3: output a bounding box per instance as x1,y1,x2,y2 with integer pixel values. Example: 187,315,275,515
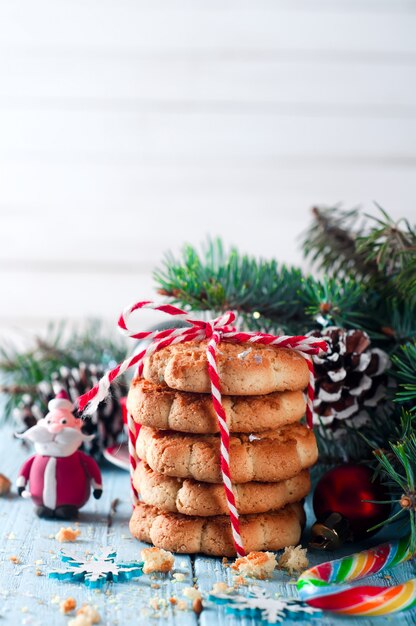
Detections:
0,0,415,341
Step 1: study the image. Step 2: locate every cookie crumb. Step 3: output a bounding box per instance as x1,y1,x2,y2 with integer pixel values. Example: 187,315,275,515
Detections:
277,545,309,574
231,551,276,580
169,597,177,605
172,572,185,582
176,600,187,611
151,583,160,589
141,547,174,574
9,555,20,564
60,597,76,614
211,582,231,594
0,473,11,496
193,598,203,615
183,587,202,601
55,527,81,543
149,597,161,611
77,605,101,623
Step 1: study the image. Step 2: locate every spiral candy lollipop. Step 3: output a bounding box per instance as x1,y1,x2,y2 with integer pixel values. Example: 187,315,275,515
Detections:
297,536,416,616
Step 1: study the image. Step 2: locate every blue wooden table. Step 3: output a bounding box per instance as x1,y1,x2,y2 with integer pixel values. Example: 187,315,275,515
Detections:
1,428,415,626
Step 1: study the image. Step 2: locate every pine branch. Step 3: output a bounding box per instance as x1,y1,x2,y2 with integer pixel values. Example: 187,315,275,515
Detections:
356,206,416,301
391,342,416,411
302,275,377,330
356,206,415,277
155,236,416,345
376,300,416,347
302,205,378,277
371,411,416,553
154,239,311,334
303,205,416,301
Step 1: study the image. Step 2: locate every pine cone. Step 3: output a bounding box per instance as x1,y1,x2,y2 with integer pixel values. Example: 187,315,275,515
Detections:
309,327,390,427
13,364,126,459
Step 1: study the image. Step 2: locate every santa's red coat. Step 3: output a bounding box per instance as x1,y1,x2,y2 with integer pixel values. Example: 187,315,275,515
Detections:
18,451,102,510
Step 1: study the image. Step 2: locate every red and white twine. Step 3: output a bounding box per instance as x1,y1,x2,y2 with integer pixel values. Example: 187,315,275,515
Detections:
78,301,327,557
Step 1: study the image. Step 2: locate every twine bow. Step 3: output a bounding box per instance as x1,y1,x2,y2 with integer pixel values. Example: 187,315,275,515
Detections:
78,301,327,556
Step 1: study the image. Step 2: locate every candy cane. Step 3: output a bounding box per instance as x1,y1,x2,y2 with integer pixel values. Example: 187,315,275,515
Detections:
78,301,327,556
298,536,416,616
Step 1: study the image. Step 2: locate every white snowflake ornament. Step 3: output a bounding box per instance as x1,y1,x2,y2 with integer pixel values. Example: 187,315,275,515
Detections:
49,549,144,588
209,587,320,624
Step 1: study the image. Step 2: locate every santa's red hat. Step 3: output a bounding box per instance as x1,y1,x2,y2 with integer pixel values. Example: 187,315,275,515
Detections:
47,389,74,413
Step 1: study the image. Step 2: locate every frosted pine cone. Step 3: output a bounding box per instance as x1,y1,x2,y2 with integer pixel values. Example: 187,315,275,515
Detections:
309,327,390,426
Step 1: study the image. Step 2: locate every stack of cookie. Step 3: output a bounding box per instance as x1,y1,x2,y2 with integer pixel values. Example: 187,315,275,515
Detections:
128,341,318,557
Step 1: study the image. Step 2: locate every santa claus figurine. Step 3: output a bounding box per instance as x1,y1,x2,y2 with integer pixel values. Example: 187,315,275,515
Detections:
16,390,103,519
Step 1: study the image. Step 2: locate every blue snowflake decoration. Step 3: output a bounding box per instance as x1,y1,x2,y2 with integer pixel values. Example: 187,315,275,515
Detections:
49,549,144,589
209,587,321,624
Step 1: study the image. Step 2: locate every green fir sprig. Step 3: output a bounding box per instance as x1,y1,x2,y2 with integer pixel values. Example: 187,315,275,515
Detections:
302,205,375,278
303,205,416,301
302,275,376,330
391,341,416,411
371,411,416,553
155,239,311,334
356,206,416,290
154,226,414,345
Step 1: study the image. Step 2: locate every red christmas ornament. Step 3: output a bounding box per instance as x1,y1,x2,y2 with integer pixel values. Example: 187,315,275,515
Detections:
311,464,391,549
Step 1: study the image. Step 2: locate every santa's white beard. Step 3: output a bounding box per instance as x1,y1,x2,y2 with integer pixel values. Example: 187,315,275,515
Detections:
17,425,94,457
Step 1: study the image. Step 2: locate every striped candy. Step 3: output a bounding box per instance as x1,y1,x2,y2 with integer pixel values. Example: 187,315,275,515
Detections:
78,300,327,556
297,536,416,616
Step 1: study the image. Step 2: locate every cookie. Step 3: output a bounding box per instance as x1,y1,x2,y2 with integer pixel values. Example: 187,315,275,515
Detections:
143,340,309,395
134,462,311,516
127,378,306,433
129,501,305,556
136,423,318,484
